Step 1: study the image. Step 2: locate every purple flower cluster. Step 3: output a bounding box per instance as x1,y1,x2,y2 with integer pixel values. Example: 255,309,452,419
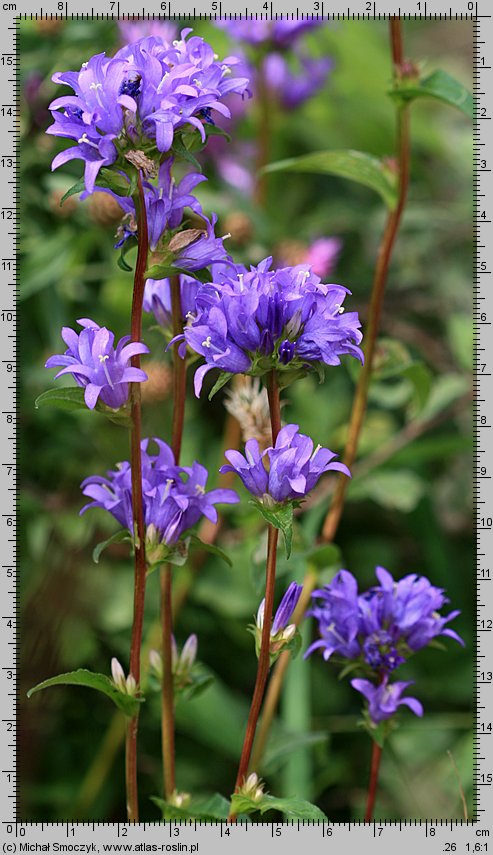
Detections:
217,19,320,47
81,437,239,548
306,567,463,724
220,424,350,503
144,261,235,331
216,19,332,112
48,29,250,193
45,319,149,410
173,258,363,396
113,160,206,251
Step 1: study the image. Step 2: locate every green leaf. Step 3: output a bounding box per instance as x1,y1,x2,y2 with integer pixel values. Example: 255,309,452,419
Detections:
351,470,425,513
92,530,131,564
60,178,86,206
26,669,143,717
171,138,202,171
230,792,327,821
189,534,232,567
262,149,398,209
254,501,294,558
205,125,232,144
151,793,230,822
35,387,88,412
391,70,473,120
208,371,234,400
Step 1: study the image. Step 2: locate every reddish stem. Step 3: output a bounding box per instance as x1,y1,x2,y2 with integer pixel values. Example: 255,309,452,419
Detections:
160,273,186,799
321,17,410,542
364,742,383,822
228,372,281,820
126,172,149,822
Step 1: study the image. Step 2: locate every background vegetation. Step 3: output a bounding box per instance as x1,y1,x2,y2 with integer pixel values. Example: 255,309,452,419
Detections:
20,18,473,821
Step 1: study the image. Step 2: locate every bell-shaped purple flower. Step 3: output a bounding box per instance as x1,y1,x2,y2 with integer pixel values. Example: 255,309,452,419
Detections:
47,30,250,195
143,274,199,330
172,214,231,272
178,258,363,396
45,319,148,410
351,676,424,725
220,424,350,503
80,438,239,550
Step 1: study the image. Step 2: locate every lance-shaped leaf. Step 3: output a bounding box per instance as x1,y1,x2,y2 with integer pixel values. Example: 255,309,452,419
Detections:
262,149,398,209
230,792,328,821
253,501,294,559
189,534,232,567
35,387,88,412
151,793,230,822
208,371,234,400
27,669,143,717
92,530,132,564
35,388,132,427
390,69,473,120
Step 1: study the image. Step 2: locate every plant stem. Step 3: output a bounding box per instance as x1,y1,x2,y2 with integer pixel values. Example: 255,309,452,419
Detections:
249,17,412,772
230,526,279,803
160,273,186,800
160,565,175,800
322,16,410,542
228,371,281,819
364,742,383,822
126,172,149,823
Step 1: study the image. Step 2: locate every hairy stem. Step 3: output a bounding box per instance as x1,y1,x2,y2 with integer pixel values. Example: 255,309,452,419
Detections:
160,274,186,800
228,372,281,819
364,742,383,822
126,172,150,823
249,17,412,771
254,61,272,206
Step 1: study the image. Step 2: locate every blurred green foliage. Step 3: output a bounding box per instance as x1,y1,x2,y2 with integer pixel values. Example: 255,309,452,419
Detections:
20,18,473,821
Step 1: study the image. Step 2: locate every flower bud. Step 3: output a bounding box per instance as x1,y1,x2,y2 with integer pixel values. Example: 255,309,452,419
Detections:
125,675,137,696
180,634,198,670
239,772,265,803
111,658,127,693
169,790,191,808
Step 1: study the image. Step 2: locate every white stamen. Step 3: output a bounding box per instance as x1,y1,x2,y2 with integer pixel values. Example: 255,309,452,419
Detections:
77,133,98,150
213,53,219,60
98,353,114,388
193,78,202,88
172,39,181,47
195,484,206,495
202,336,212,348
238,272,244,291
312,443,322,459
221,66,232,76
90,82,102,91
81,62,88,69
221,232,232,241
185,311,196,321
169,176,175,200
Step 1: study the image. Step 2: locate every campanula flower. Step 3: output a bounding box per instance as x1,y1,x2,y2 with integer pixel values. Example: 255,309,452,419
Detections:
173,258,363,395
220,424,350,503
80,438,239,552
110,159,206,251
48,30,250,194
45,319,148,410
351,677,424,725
306,566,463,668
254,581,303,660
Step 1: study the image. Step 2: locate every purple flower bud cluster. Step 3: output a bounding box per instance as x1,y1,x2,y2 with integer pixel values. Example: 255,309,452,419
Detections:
113,160,206,251
45,319,149,410
47,29,250,194
221,424,350,504
80,437,239,547
173,257,363,396
306,567,463,724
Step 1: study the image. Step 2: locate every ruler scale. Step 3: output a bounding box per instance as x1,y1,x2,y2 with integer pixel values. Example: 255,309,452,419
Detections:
4,2,488,850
